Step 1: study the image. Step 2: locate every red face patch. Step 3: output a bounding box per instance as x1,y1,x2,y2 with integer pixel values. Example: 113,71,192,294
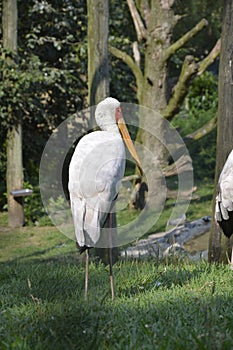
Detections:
115,106,122,122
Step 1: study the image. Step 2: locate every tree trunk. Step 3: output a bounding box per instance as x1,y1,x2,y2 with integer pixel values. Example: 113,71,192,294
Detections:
137,1,178,213
209,0,233,263
87,0,109,105
3,0,24,227
7,125,24,227
141,2,175,111
110,1,219,180
110,1,220,233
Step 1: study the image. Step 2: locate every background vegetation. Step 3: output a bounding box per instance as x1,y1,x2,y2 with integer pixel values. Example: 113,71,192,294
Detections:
1,2,232,349
0,0,220,221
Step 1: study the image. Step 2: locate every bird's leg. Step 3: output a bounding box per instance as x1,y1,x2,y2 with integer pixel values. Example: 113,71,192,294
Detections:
109,246,115,301
84,249,89,300
108,213,115,301
231,246,233,271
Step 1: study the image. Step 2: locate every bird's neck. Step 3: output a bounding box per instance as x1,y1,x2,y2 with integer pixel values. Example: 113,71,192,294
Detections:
101,123,120,134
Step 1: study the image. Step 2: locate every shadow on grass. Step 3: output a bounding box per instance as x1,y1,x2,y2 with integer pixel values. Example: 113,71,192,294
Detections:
0,241,78,264
1,255,233,350
0,251,108,306
0,254,212,305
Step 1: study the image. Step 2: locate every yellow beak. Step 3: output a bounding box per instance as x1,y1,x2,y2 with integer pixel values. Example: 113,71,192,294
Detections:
117,117,143,176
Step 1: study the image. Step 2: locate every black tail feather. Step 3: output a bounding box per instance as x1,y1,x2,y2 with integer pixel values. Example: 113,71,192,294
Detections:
76,242,92,254
218,210,233,238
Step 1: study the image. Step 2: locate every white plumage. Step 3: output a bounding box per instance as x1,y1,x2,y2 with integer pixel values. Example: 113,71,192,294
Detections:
215,150,233,232
215,149,233,270
68,126,125,248
68,97,142,253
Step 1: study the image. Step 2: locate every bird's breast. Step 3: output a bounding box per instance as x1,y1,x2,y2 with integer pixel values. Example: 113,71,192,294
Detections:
69,131,126,202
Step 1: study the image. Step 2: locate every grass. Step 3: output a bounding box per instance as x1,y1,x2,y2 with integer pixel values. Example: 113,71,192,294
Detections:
0,212,75,263
0,257,233,350
1,179,231,350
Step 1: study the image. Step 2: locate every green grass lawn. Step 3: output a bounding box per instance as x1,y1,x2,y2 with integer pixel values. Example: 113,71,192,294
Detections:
1,180,232,350
0,256,232,350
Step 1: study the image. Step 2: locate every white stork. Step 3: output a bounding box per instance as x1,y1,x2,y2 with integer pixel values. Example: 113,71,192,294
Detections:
68,97,142,299
215,150,233,269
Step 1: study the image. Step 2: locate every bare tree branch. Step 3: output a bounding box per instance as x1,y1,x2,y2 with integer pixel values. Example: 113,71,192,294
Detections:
198,39,221,75
109,45,144,88
163,154,193,177
162,114,217,178
185,115,217,141
132,41,140,67
167,187,198,199
160,0,176,10
164,18,208,61
127,0,147,41
163,38,220,121
162,55,198,120
136,0,150,27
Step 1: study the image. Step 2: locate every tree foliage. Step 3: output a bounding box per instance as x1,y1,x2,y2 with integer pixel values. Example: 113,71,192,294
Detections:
0,0,223,221
0,0,88,211
172,71,218,181
171,0,222,74
172,72,218,136
1,0,87,131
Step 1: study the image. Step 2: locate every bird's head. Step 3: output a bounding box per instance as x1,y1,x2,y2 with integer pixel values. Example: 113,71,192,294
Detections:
95,97,121,129
95,97,143,175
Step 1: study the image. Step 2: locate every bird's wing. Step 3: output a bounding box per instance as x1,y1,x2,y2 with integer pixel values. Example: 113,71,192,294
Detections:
215,151,233,221
215,192,230,221
68,131,125,246
69,131,125,201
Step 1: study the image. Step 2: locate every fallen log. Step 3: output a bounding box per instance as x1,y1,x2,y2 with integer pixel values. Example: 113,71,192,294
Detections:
120,216,211,260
